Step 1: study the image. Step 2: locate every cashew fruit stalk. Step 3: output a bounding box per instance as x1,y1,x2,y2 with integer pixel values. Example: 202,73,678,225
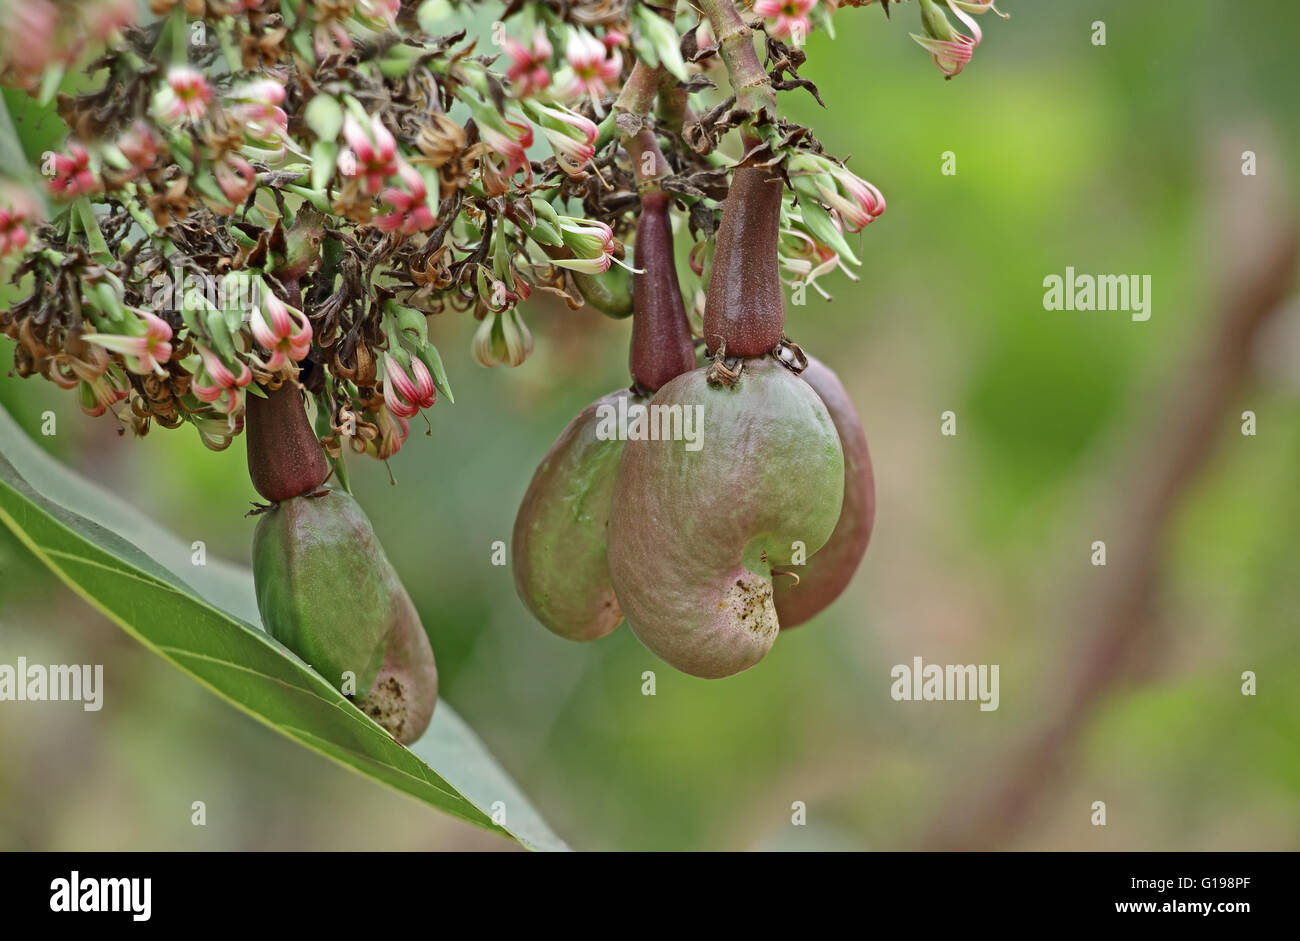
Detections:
630,190,697,392
703,167,786,357
245,381,330,503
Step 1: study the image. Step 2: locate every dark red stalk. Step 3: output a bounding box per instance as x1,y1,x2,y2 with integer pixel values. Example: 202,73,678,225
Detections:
245,379,329,502
246,238,328,502
703,167,785,356
630,189,696,392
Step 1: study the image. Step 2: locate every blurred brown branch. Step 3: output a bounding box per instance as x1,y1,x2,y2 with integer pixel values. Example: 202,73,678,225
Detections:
923,209,1300,851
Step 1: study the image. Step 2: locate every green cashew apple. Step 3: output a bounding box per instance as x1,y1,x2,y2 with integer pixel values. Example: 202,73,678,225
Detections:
512,387,642,641
607,356,845,678
253,488,438,743
575,266,633,319
774,355,876,628
513,185,696,642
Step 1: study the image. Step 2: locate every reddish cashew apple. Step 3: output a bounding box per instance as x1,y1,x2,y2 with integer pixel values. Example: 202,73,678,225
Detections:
774,355,876,628
607,356,844,677
607,167,853,677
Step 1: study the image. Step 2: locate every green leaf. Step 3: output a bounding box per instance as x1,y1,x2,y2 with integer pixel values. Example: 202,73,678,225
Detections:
74,198,112,264
310,140,337,192
417,344,455,405
290,27,317,67
2,86,68,169
0,91,29,173
523,218,564,248
285,183,334,215
303,95,344,142
417,0,455,33
799,199,861,267
0,405,566,852
633,6,689,82
38,65,66,107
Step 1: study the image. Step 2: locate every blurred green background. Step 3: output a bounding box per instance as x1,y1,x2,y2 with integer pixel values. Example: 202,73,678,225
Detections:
2,0,1298,850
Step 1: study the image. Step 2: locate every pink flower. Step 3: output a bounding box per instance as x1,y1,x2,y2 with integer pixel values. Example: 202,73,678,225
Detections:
2,0,58,78
157,66,213,123
382,354,436,419
602,29,627,49
314,21,355,60
755,0,817,45
817,168,885,232
0,190,39,257
48,144,98,198
232,79,286,107
339,113,399,194
355,0,400,28
228,80,289,142
561,31,622,108
916,31,975,77
116,121,161,178
250,292,313,372
553,217,617,274
89,0,138,39
545,132,594,176
503,27,553,98
78,372,128,417
375,162,436,236
912,0,1005,78
84,311,173,375
530,102,598,176
370,404,410,459
477,115,534,183
213,154,257,214
0,214,29,256
193,344,252,414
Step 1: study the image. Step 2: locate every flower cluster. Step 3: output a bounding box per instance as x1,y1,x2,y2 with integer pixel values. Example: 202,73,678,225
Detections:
0,1,1003,464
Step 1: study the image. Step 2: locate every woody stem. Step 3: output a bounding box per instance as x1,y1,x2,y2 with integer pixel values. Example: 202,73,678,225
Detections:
614,62,672,196
613,59,662,118
697,0,778,147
